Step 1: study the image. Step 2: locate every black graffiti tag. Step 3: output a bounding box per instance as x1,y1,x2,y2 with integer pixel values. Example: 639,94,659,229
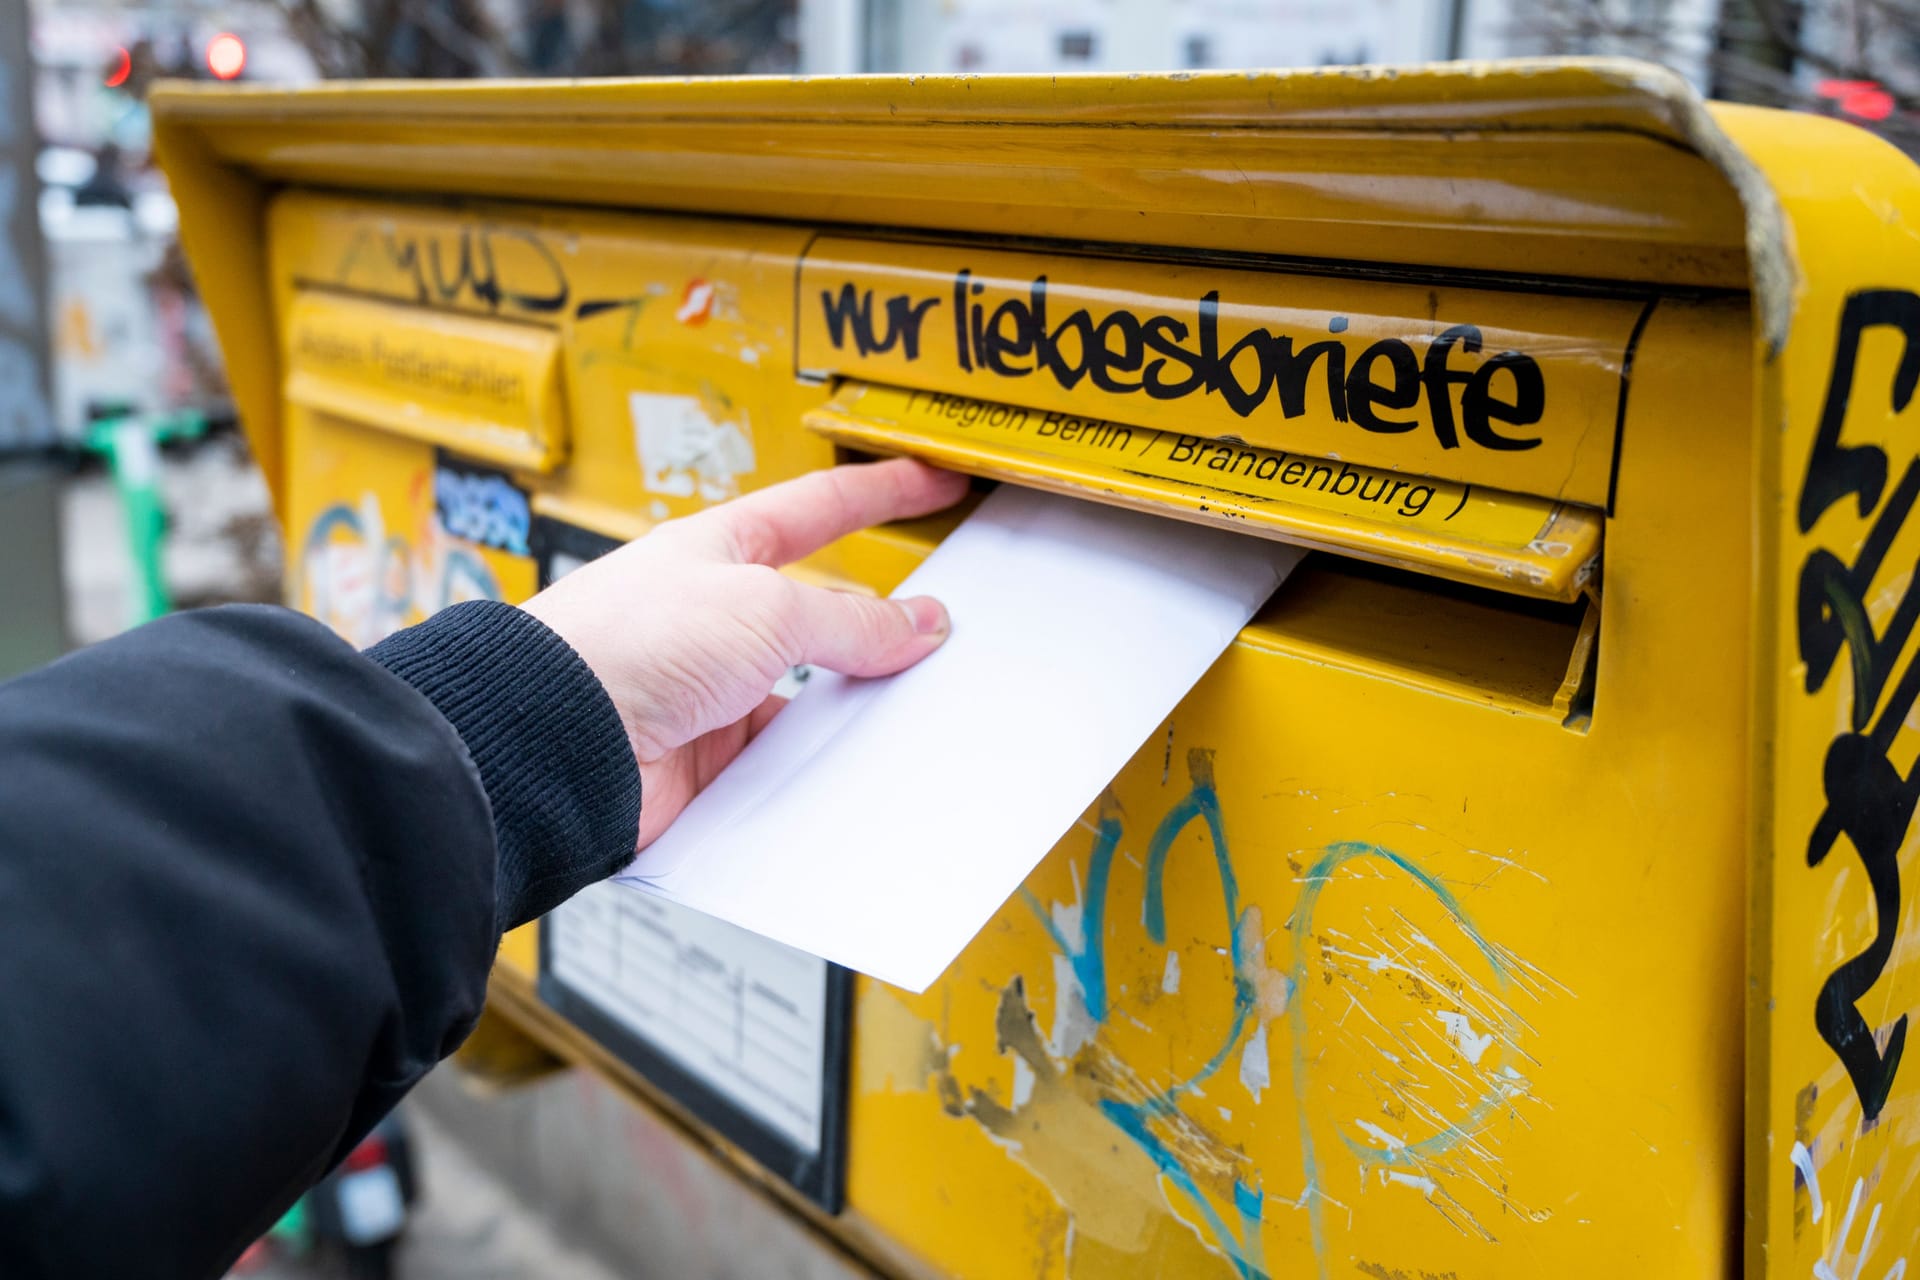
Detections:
1799,289,1920,1124
336,224,570,315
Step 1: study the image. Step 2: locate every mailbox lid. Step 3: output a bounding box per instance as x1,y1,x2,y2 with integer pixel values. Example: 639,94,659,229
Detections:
153,59,1769,516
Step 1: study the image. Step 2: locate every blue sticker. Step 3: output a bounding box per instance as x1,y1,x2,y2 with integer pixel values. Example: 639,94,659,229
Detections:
434,461,531,557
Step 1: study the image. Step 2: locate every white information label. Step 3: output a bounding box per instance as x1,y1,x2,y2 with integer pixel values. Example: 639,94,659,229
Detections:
548,882,829,1154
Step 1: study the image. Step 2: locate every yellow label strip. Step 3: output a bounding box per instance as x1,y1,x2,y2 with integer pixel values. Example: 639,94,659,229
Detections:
809,381,1602,601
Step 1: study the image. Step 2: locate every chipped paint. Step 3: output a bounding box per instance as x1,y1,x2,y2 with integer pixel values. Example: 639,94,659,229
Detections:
1013,1053,1036,1108
1355,1120,1408,1154
1235,907,1292,1021
1382,1170,1440,1195
1433,1011,1496,1066
1050,952,1102,1061
1238,1025,1271,1103
958,979,1262,1275
628,390,755,502
675,278,714,325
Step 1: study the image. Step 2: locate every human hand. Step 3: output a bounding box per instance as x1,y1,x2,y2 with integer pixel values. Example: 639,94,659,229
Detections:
522,458,969,849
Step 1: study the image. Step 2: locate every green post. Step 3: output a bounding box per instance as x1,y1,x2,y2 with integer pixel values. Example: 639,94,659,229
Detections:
84,410,209,628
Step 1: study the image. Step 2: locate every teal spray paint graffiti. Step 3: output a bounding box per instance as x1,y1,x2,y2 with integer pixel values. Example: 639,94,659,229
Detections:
302,497,503,647
1024,752,1271,1278
1022,755,1533,1279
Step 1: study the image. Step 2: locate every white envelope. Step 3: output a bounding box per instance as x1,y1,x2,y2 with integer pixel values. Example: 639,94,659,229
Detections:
614,484,1302,992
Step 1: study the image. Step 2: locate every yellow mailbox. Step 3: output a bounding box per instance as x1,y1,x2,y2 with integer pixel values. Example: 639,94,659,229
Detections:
153,61,1920,1279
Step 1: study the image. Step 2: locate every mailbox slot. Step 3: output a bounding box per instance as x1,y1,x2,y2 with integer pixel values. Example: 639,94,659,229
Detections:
827,463,1603,726
1252,554,1601,727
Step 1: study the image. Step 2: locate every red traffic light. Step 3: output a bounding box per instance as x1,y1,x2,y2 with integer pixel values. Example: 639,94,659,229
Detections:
1817,78,1895,123
104,46,131,89
206,32,246,81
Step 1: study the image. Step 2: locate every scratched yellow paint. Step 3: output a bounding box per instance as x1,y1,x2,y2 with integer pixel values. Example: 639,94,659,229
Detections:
152,62,1920,1280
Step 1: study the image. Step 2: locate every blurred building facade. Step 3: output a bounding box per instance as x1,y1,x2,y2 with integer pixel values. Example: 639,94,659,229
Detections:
23,0,1914,152
837,0,1910,155
3,0,53,451
1,0,64,678
848,0,1723,80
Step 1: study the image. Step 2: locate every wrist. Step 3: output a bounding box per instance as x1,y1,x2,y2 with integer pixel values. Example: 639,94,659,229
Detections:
367,601,642,931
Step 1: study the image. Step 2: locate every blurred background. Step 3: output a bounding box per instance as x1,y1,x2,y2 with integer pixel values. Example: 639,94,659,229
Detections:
0,0,1912,1276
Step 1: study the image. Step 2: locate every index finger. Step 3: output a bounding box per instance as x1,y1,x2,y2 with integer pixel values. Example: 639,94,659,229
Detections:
700,457,969,566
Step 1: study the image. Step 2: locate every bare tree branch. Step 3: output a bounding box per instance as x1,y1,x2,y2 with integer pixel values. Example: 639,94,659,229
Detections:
271,0,792,80
410,0,523,77
273,0,521,79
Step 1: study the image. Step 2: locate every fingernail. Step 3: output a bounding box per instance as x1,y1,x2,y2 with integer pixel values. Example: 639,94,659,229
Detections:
901,596,950,637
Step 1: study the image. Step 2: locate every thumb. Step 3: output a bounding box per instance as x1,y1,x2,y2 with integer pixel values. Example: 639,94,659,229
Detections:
779,582,951,677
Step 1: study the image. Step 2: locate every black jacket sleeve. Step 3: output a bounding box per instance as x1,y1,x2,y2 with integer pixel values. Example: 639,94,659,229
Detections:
0,601,639,1279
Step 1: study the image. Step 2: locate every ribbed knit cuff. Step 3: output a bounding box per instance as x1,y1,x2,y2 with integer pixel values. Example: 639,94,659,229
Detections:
367,601,641,933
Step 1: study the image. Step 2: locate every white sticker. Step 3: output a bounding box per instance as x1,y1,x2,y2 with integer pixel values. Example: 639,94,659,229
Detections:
628,391,755,503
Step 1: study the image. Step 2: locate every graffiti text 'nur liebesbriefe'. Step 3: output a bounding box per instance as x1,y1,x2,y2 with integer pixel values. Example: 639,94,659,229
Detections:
817,272,1548,454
